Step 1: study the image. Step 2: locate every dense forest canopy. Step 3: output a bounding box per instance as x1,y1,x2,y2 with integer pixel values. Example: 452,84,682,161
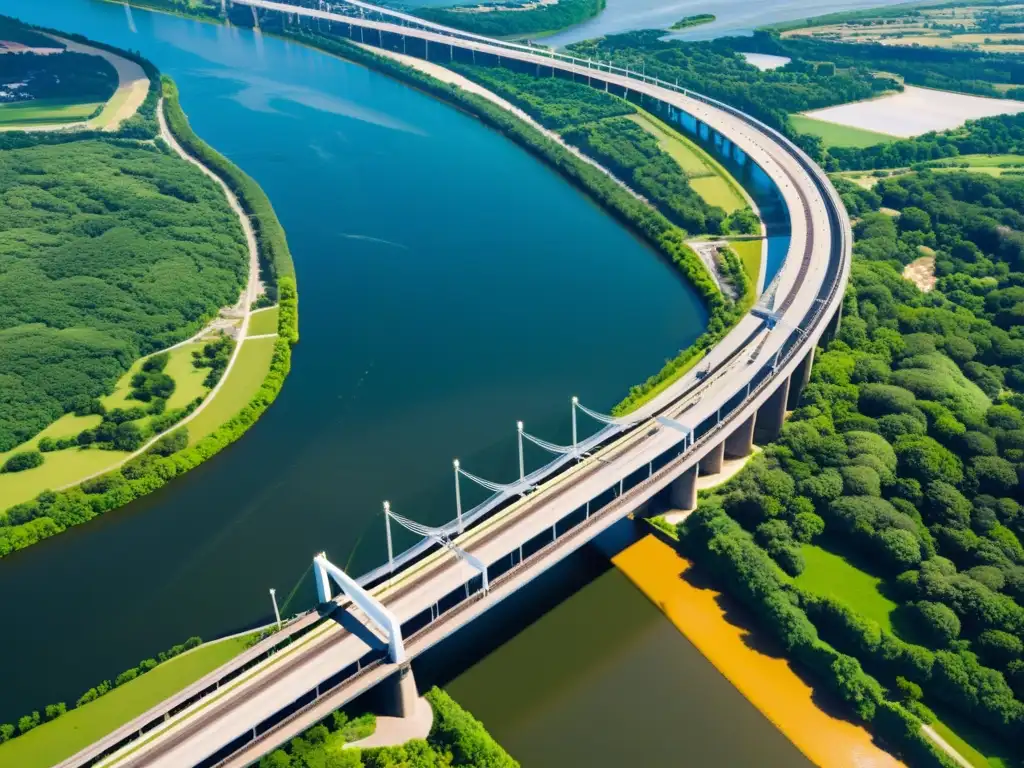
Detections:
567,30,890,135
680,170,1024,762
0,140,247,451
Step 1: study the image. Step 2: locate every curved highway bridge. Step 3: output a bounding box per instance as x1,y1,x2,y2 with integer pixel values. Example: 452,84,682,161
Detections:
63,4,852,766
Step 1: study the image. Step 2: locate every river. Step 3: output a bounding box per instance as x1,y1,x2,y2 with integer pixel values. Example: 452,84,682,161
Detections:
0,2,807,764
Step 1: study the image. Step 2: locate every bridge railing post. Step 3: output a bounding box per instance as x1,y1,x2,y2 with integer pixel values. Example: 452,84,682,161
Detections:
453,459,463,533
517,421,525,482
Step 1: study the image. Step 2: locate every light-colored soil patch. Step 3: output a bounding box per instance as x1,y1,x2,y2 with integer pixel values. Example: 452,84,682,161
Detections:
904,254,936,292
0,34,149,133
741,52,791,71
614,536,905,768
802,86,1024,139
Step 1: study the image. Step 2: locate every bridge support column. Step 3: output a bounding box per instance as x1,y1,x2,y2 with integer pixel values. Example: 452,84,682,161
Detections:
788,347,814,410
699,442,725,476
669,465,698,511
824,302,843,343
755,376,790,444
724,414,755,459
391,663,419,719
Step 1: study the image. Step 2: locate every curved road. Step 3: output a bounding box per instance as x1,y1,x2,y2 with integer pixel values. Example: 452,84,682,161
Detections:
64,6,851,767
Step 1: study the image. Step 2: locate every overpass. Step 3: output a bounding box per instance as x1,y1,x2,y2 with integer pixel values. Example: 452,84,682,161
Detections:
61,3,851,766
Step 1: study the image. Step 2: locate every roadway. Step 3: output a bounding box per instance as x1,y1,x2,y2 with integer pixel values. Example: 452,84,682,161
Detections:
68,4,849,766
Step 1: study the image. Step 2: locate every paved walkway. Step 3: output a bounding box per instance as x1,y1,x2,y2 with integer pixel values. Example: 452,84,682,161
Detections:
345,699,433,750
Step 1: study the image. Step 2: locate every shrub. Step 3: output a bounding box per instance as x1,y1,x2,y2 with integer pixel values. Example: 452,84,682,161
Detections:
912,600,961,648
792,511,826,542
841,465,882,496
975,630,1023,668
2,451,43,473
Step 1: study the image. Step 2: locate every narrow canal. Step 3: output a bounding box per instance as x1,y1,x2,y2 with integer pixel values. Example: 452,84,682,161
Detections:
1,4,804,764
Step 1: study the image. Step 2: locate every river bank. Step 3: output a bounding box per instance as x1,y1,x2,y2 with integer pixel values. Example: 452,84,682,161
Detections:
0,36,299,559
614,534,905,767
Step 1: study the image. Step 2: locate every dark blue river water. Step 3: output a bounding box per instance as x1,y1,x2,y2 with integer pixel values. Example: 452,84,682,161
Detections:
0,0,708,720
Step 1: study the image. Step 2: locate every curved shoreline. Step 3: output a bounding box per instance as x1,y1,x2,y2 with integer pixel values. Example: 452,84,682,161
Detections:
0,54,298,560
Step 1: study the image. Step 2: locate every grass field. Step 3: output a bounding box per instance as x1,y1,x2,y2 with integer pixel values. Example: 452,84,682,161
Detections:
186,336,277,445
629,110,749,213
0,98,101,127
247,306,279,336
730,238,764,291
0,342,216,508
163,343,210,410
0,445,130,508
794,543,898,631
0,635,252,768
790,114,896,148
102,343,209,412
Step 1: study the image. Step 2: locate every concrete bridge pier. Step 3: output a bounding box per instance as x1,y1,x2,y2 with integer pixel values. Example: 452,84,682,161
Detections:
391,663,419,719
755,376,790,444
699,442,725,476
824,303,843,343
788,347,814,409
670,465,699,511
724,413,755,459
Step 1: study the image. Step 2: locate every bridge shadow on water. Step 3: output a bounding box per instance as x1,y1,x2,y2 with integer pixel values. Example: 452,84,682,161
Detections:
343,517,643,717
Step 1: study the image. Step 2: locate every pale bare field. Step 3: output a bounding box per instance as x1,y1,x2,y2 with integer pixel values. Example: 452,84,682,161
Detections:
802,85,1024,138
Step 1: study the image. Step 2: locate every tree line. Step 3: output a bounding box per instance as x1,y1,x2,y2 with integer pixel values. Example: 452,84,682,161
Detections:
0,636,201,743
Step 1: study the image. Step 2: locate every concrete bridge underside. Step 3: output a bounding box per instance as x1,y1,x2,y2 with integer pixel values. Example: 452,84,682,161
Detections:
60,5,851,768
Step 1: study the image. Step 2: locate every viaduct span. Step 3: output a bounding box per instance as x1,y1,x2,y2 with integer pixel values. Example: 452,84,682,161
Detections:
62,3,852,766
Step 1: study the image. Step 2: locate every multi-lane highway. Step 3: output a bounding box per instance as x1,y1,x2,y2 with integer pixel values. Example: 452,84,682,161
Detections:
62,5,851,766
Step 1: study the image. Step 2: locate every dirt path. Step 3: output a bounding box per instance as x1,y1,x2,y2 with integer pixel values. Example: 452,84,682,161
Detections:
54,98,263,491
0,34,149,133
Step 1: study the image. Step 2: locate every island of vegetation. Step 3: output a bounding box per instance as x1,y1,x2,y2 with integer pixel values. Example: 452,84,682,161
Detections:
670,13,715,31
413,0,605,38
0,15,298,559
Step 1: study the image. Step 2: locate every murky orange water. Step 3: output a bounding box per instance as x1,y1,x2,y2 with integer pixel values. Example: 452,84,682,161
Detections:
614,535,905,768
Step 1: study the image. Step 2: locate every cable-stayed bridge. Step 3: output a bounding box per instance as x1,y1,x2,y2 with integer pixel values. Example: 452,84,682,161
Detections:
61,3,851,765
